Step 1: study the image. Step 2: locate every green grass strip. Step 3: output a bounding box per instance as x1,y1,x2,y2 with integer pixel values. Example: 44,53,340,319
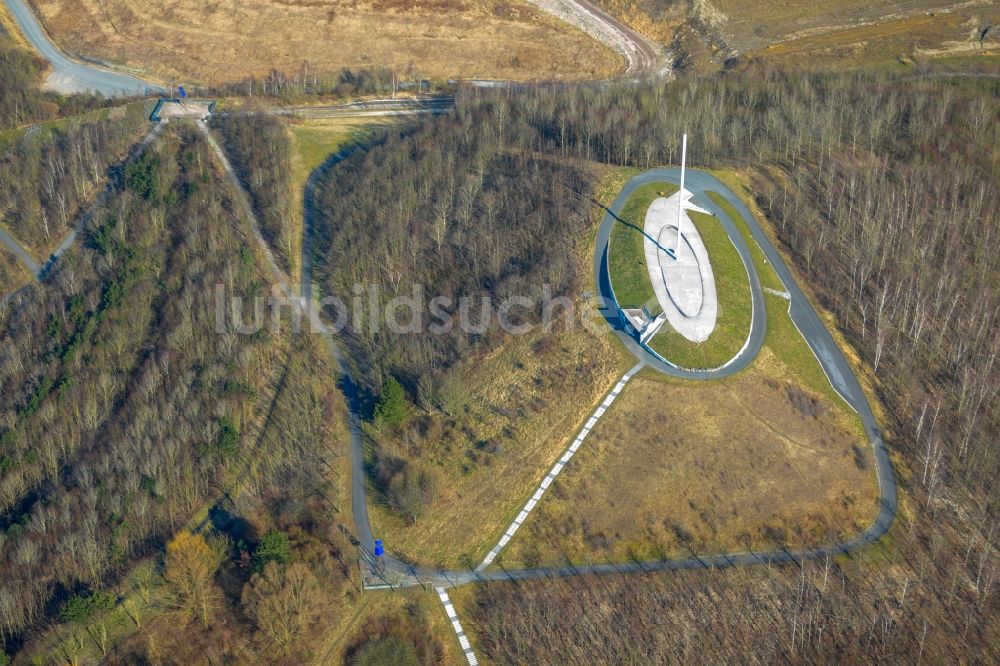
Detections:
607,182,677,309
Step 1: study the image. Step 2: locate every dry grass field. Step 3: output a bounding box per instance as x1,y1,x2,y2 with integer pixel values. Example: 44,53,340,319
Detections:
754,11,1000,66
30,0,621,84
501,325,878,567
589,0,999,71
704,0,1000,63
590,0,684,45
368,322,632,568
498,172,880,568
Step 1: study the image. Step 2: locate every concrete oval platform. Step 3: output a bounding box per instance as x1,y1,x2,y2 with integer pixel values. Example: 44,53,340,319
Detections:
644,193,718,342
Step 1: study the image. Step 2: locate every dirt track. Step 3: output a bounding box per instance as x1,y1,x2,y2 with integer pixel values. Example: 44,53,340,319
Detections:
526,0,667,76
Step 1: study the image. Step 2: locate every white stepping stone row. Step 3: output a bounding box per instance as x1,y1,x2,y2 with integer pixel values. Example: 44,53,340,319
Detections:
477,363,644,570
437,587,479,665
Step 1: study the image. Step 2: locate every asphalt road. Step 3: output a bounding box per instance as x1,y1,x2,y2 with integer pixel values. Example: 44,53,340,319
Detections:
336,168,897,590
299,146,379,561
275,97,455,119
0,226,40,276
3,0,164,96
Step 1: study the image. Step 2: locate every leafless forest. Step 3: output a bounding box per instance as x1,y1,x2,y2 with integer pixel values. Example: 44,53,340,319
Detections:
449,68,998,663
0,110,150,253
0,26,143,133
0,124,290,653
313,123,595,390
209,114,294,273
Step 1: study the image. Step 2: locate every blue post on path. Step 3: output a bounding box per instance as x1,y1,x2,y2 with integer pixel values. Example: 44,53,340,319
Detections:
374,540,385,557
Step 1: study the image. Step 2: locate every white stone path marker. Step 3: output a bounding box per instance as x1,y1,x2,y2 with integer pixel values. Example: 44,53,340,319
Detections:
476,363,645,571
436,587,479,665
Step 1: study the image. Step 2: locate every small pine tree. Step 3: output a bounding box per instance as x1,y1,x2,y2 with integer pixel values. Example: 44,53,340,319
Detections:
374,377,408,427
253,531,291,572
215,417,239,458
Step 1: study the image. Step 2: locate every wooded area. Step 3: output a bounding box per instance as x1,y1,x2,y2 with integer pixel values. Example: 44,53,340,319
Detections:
0,28,134,131
0,106,149,254
0,123,291,655
209,114,294,273
312,116,596,391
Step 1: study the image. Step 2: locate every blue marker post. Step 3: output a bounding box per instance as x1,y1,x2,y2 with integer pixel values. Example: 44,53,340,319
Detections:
178,85,187,99
373,540,385,574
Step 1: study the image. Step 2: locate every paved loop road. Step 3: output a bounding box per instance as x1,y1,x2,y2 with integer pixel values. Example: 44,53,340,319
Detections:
327,168,897,589
596,169,767,377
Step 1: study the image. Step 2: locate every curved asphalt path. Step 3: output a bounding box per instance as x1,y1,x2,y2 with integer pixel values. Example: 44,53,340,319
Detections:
3,0,164,96
525,0,665,77
0,226,40,276
319,167,896,589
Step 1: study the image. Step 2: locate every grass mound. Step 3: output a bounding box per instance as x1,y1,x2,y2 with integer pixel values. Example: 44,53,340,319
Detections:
607,180,753,369
647,209,753,369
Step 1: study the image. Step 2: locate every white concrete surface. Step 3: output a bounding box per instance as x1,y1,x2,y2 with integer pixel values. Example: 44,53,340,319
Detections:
643,189,718,342
155,100,214,120
437,587,480,665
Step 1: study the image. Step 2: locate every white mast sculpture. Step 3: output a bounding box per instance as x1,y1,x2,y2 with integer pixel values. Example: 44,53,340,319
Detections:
676,133,687,256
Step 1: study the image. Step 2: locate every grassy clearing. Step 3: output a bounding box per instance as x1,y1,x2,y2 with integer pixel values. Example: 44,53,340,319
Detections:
606,176,752,370
0,244,31,295
34,0,620,84
607,181,677,309
755,12,991,65
724,2,1000,70
368,322,628,569
707,191,784,292
289,118,384,280
501,337,875,568
289,118,385,183
646,209,752,369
